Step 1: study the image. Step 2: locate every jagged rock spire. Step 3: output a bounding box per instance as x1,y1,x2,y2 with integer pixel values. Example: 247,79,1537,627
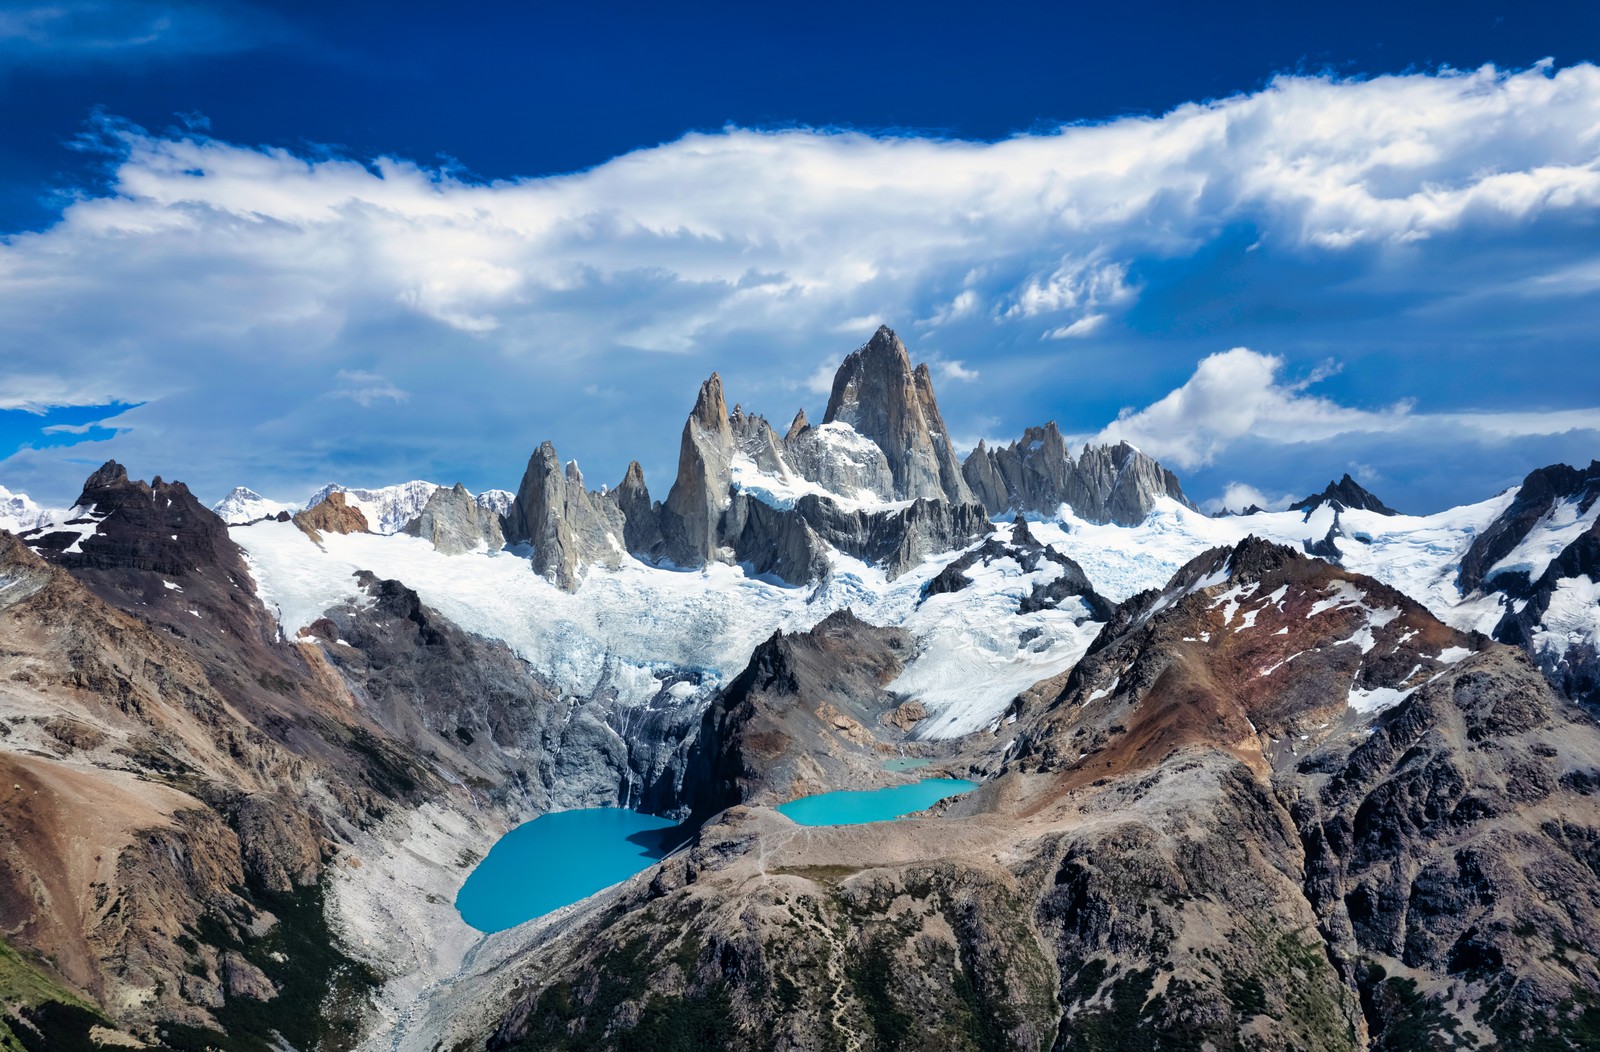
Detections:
1289,473,1397,516
661,373,736,568
611,460,664,556
784,408,810,442
821,326,972,505
962,428,1196,526
506,441,625,590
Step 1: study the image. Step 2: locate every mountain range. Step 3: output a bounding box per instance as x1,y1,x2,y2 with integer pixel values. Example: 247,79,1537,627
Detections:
0,326,1596,1050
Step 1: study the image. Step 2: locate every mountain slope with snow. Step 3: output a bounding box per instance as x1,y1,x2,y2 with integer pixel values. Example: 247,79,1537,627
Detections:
304,481,443,535
0,484,63,534
211,486,296,524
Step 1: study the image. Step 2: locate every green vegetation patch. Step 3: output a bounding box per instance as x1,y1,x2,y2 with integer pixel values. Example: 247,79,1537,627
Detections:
0,937,109,1052
156,878,379,1052
517,932,739,1052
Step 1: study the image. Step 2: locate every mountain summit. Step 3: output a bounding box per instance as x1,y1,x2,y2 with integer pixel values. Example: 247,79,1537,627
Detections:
1289,472,1397,516
822,326,972,505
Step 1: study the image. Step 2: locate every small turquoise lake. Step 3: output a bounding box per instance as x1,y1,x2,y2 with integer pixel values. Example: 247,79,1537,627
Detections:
456,808,688,933
777,778,979,826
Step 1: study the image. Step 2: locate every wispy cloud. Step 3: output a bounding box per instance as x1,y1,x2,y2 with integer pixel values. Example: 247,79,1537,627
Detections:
0,1,281,63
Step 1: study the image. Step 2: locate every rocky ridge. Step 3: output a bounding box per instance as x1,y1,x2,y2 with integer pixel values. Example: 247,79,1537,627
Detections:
495,325,1199,591
962,421,1198,525
468,539,1600,1052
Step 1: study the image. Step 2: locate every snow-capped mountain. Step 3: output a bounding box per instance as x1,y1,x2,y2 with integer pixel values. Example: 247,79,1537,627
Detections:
0,484,65,534
210,486,296,524
6,325,1600,1051
473,488,514,518
303,480,444,535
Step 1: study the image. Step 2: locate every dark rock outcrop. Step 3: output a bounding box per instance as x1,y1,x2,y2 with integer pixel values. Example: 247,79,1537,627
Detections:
1459,460,1600,594
1456,462,1600,706
923,516,1116,620
684,609,918,814
609,460,663,557
1290,472,1398,516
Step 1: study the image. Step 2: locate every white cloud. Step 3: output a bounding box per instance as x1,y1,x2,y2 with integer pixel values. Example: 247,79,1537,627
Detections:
1,63,1599,504
1044,314,1107,340
938,360,979,382
803,361,837,396
1095,347,1600,469
1202,482,1299,515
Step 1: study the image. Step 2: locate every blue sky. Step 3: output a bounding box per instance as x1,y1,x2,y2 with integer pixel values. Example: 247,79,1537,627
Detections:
0,0,1596,513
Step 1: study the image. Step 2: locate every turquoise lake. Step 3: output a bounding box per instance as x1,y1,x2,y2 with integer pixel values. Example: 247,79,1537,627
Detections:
777,778,979,826
456,808,688,933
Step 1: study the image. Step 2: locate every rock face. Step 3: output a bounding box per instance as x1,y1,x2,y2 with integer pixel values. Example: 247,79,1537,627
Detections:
783,419,898,502
292,489,370,541
305,571,704,816
660,373,736,568
0,461,715,1046
1459,461,1600,594
1290,472,1399,516
504,442,625,590
821,326,972,504
962,429,1196,525
685,609,918,815
0,488,398,1043
732,493,991,581
961,422,1074,515
1065,439,1195,524
402,482,505,555
609,460,664,557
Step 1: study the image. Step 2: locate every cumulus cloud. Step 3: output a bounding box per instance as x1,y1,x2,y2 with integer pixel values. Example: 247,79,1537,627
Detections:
1097,347,1600,470
1202,482,1300,515
1,63,1598,506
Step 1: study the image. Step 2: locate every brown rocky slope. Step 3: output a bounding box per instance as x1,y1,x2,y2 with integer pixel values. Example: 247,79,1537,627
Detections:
475,538,1600,1052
